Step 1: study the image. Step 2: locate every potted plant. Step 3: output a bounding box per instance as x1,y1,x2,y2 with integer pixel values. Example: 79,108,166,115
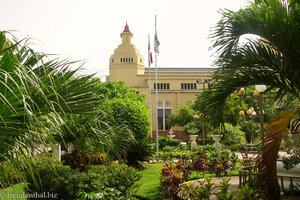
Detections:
184,122,199,140
184,122,199,150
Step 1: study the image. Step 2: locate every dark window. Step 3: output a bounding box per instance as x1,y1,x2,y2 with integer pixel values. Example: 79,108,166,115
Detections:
181,83,197,90
157,108,171,130
153,83,170,90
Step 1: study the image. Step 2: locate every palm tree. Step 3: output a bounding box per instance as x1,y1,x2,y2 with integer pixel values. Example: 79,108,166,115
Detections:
197,0,300,199
0,31,99,159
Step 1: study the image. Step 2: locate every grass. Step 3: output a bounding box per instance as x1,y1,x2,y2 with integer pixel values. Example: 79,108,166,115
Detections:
0,183,26,200
134,163,163,200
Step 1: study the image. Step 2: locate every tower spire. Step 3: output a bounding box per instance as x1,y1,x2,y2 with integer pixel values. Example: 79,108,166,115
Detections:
123,21,131,33
120,21,133,44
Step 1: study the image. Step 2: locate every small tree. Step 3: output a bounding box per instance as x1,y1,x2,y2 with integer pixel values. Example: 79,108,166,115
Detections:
167,103,197,127
95,81,153,169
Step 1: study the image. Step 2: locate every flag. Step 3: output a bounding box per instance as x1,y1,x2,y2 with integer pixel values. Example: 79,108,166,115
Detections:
154,30,160,54
154,15,160,54
148,35,153,66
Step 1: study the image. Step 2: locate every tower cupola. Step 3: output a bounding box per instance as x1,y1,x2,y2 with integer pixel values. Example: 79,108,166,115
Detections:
108,22,145,83
121,22,133,44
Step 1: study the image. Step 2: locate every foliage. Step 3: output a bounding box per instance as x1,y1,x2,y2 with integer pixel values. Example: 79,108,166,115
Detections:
153,149,190,162
199,1,300,197
23,157,71,198
158,136,181,149
239,120,260,144
191,150,209,176
125,136,154,169
215,178,235,200
107,98,150,140
94,81,152,168
236,184,259,200
160,160,193,199
23,157,141,200
57,113,134,171
179,179,258,200
210,123,246,150
201,0,300,125
0,160,23,188
167,103,198,127
0,182,27,200
95,81,145,103
281,134,300,170
0,31,100,159
179,178,216,200
183,121,200,136
96,81,150,140
191,146,238,177
88,164,141,196
194,92,244,127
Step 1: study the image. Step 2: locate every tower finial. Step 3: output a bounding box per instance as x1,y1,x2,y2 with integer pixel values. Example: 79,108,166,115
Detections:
123,21,131,33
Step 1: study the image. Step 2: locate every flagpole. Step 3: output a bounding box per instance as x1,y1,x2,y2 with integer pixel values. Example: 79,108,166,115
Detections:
154,15,159,153
148,35,153,137
155,50,158,153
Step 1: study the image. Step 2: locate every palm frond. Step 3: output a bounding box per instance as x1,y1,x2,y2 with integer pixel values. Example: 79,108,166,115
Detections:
0,31,100,157
201,0,300,125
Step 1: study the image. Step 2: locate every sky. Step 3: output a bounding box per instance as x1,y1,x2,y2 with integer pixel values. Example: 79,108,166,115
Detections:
0,0,249,79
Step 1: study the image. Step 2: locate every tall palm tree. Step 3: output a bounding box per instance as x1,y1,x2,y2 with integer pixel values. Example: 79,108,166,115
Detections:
197,0,300,199
0,31,100,159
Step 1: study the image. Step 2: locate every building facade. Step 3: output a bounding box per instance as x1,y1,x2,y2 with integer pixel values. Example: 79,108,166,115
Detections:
106,22,216,140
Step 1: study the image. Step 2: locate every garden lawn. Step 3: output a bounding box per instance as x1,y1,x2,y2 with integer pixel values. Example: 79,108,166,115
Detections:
134,163,163,200
0,183,26,200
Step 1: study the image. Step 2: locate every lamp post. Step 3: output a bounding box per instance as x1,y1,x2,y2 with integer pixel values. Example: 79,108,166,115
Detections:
196,79,211,145
255,84,267,146
236,84,267,146
239,108,257,144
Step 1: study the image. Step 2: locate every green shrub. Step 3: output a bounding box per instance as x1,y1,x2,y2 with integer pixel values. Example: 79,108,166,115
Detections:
159,136,181,149
126,137,154,169
153,150,190,161
179,178,216,200
0,160,23,188
89,164,141,195
236,184,258,200
23,157,72,199
23,157,141,199
211,123,246,151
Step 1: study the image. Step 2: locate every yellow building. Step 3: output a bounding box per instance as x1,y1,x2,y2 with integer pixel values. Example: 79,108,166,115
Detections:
106,22,216,140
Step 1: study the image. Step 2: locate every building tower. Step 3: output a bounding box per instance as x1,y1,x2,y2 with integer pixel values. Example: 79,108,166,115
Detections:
107,22,216,142
108,22,145,87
